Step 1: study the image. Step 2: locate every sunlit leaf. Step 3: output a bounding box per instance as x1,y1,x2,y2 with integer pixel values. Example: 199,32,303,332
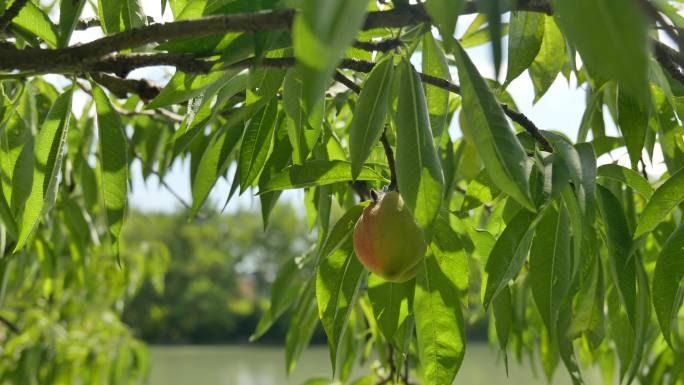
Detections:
529,203,571,333
551,0,649,99
597,185,636,326
482,210,537,307
349,56,394,179
260,160,386,193
395,59,444,239
414,245,465,385
316,236,364,374
634,167,684,238
453,41,534,211
653,221,684,347
15,87,73,251
504,11,544,87
93,84,128,259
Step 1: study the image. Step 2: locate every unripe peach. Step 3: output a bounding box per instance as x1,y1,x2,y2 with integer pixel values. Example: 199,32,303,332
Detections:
353,191,427,282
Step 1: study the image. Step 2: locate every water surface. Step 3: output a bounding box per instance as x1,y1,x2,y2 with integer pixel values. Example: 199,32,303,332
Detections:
149,344,601,385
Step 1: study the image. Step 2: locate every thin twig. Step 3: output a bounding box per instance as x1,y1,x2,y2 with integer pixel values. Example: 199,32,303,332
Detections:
0,0,29,33
0,314,19,334
151,171,192,210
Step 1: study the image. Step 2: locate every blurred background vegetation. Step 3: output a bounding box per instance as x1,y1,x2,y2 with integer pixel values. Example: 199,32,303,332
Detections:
122,204,315,344
120,203,490,346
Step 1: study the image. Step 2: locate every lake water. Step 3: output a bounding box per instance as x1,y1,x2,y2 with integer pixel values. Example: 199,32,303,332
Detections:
148,344,603,385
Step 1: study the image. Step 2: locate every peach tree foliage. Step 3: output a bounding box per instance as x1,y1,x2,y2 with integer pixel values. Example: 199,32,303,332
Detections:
1,0,684,384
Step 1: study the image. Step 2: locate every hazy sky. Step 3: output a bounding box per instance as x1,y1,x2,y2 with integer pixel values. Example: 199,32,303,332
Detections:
71,2,647,213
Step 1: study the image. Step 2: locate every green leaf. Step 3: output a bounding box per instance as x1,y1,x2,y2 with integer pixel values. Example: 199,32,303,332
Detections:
479,0,503,78
529,203,571,333
597,164,653,199
551,0,649,99
316,237,364,374
260,160,387,193
431,214,469,302
422,32,452,138
122,0,146,30
285,278,318,375
528,16,565,102
569,256,604,340
282,68,323,165
634,167,684,238
58,0,85,48
98,0,121,34
238,99,280,191
596,185,636,326
395,59,444,238
12,1,58,47
414,245,466,385
14,87,73,251
349,56,394,179
317,203,367,264
482,210,536,307
492,285,512,354
367,274,414,344
617,88,649,169
504,11,544,87
147,71,233,109
460,169,500,211
452,41,534,211
190,122,244,216
292,0,368,111
652,221,684,347
93,85,128,258
425,0,464,39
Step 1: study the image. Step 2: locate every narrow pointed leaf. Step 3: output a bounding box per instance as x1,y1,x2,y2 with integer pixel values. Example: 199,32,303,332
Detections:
414,246,466,385
238,99,279,191
15,87,73,251
597,185,636,326
93,85,128,257
597,164,653,200
422,32,451,138
504,11,544,86
551,0,649,99
367,274,414,343
190,123,244,216
617,88,649,169
260,160,386,193
634,167,684,238
528,16,565,102
349,56,394,179
453,41,534,211
653,221,684,347
292,0,368,111
282,68,323,165
425,0,465,39
316,237,364,374
395,59,444,238
482,210,536,307
529,204,571,333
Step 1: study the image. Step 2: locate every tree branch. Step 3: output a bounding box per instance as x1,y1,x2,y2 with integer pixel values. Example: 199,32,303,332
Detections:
654,40,684,85
0,0,29,33
0,314,19,334
0,2,551,72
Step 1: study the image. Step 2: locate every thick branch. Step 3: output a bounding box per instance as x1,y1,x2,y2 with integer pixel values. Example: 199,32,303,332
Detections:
0,2,553,71
654,40,684,84
0,0,29,33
